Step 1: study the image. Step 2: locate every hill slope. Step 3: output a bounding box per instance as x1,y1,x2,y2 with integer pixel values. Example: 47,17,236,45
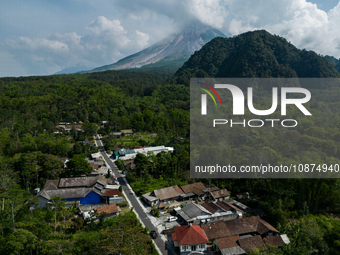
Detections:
90,23,225,72
174,30,340,82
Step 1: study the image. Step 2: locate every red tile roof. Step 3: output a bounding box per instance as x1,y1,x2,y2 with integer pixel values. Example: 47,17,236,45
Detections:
101,189,123,197
95,204,119,215
172,225,209,246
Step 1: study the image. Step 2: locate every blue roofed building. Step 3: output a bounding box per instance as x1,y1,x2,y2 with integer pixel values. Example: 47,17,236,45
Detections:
37,176,107,208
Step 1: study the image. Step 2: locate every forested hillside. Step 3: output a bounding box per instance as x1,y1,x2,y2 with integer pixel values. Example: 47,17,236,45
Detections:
174,30,340,84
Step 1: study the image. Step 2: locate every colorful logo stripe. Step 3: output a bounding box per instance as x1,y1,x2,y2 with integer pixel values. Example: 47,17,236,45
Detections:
198,82,222,106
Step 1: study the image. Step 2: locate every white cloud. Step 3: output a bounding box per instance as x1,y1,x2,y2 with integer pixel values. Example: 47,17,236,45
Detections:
3,16,149,75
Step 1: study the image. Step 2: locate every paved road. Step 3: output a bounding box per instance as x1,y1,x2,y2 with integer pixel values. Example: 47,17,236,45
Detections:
94,136,172,255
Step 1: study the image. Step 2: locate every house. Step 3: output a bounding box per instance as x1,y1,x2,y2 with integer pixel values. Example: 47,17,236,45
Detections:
143,185,184,206
101,189,124,204
228,200,250,212
94,204,121,218
201,201,226,214
208,188,230,201
202,216,279,241
214,235,246,255
180,182,207,200
176,202,212,224
172,224,209,254
122,160,136,170
111,132,122,138
37,176,107,208
201,221,233,240
90,152,101,161
120,129,134,135
238,235,266,253
216,201,244,217
113,148,135,159
176,201,241,225
84,137,91,144
263,235,285,248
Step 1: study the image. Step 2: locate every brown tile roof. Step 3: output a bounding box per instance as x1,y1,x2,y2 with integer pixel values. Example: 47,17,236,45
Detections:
238,235,266,253
206,186,219,192
215,235,240,249
216,201,243,212
89,162,100,169
201,222,232,240
122,160,136,169
172,225,209,246
101,189,123,197
257,219,279,235
192,187,203,196
201,201,221,214
180,182,206,194
224,216,259,236
154,185,183,201
210,189,230,199
95,204,119,215
263,236,284,247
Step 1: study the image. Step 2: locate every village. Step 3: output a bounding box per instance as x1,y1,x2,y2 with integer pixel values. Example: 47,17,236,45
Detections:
34,124,291,255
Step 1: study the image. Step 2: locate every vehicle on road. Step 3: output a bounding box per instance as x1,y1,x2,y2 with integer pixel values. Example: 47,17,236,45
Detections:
150,230,158,239
167,216,177,222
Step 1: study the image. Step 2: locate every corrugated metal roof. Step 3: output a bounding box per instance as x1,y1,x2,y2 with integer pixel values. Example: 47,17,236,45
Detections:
181,203,211,219
37,188,93,200
58,176,99,188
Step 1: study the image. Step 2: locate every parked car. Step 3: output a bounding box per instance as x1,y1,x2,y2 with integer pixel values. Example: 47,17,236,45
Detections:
150,230,158,239
167,216,177,222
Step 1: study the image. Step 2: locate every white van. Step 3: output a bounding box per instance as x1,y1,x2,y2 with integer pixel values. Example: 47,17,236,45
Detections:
167,216,177,222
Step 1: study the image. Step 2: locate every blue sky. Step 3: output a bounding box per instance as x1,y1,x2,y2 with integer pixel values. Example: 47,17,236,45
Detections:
1,0,340,77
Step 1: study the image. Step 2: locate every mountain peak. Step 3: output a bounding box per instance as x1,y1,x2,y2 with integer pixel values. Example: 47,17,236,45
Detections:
90,23,226,72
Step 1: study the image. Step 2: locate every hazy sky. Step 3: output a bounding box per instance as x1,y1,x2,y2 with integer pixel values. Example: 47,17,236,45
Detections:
1,0,340,77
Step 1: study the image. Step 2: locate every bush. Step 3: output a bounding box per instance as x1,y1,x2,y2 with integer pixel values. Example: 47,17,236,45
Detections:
118,201,129,208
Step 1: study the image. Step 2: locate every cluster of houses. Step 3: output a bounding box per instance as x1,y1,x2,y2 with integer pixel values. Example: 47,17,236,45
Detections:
171,217,290,255
36,176,123,218
143,182,231,209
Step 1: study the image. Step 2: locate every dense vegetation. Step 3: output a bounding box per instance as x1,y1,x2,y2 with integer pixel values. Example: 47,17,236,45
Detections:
1,29,340,254
174,30,340,85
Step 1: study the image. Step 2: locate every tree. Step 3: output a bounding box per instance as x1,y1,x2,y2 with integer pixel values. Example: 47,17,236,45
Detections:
5,229,38,255
66,154,92,176
50,196,65,233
